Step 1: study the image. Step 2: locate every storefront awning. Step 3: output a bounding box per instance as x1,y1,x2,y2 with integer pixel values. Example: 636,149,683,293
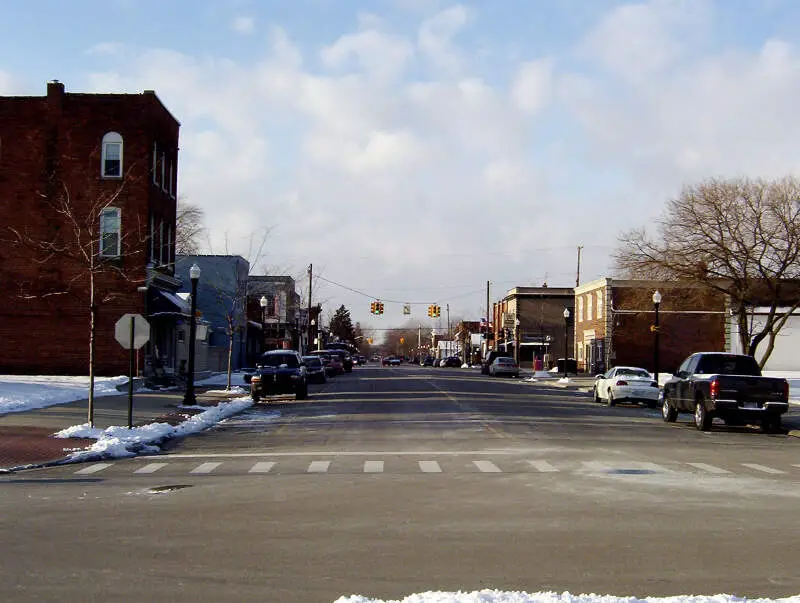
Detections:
149,288,191,318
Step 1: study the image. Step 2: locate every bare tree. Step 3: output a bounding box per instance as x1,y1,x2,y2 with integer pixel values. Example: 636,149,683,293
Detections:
175,198,206,255
8,175,146,426
614,176,800,367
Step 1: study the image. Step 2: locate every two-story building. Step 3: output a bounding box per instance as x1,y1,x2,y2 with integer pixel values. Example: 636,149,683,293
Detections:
247,275,302,362
0,80,182,376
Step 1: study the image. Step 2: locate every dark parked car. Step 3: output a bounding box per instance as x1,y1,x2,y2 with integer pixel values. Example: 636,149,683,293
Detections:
250,350,308,402
325,343,355,372
661,352,789,432
441,356,461,368
302,355,327,384
420,356,436,366
481,350,503,375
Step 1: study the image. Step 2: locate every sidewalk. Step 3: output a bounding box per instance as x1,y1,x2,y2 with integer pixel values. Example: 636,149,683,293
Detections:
0,387,246,471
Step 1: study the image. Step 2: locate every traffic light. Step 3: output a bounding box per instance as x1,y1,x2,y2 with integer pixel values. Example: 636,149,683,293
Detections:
427,305,434,317
399,337,405,344
434,305,441,317
378,302,384,315
370,302,376,314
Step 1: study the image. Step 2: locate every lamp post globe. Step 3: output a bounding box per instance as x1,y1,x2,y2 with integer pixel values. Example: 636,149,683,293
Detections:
183,263,201,405
562,308,570,379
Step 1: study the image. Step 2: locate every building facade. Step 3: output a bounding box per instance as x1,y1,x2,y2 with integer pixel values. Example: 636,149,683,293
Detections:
247,276,302,363
492,287,574,368
0,80,182,375
573,278,726,374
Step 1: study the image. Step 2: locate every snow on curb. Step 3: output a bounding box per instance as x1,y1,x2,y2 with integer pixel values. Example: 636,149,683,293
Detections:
54,398,254,461
334,590,800,603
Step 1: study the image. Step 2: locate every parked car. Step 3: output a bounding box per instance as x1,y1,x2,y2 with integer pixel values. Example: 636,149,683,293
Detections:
481,350,503,375
420,356,436,366
306,350,335,376
593,366,659,407
327,353,346,375
250,350,308,402
302,355,327,384
240,367,257,384
382,356,401,366
325,343,354,372
661,352,789,432
440,356,461,368
489,356,519,377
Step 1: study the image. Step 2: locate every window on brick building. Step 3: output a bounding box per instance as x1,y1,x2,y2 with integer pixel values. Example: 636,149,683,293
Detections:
99,207,121,257
587,294,593,321
577,297,584,322
101,132,123,178
596,291,603,320
152,142,158,186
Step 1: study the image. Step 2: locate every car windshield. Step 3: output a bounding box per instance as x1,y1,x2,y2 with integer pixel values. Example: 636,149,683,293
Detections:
497,357,514,364
260,354,298,368
303,357,322,367
617,369,650,378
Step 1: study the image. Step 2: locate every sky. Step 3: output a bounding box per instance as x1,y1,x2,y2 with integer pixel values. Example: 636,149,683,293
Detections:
2,0,800,333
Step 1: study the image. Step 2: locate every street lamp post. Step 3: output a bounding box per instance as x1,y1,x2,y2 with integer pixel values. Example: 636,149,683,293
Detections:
259,296,268,356
514,318,521,365
183,263,201,405
563,308,570,379
653,290,662,386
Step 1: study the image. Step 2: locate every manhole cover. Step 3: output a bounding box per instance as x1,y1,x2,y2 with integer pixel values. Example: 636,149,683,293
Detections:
608,469,657,475
146,484,193,494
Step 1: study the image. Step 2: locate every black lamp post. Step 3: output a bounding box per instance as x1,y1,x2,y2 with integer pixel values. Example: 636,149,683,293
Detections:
260,295,268,355
183,262,201,405
514,318,521,365
563,307,570,379
653,290,662,385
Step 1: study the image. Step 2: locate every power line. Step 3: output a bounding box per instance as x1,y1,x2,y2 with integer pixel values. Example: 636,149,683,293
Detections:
315,274,484,306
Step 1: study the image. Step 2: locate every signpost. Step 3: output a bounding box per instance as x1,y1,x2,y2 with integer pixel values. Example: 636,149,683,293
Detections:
115,314,150,428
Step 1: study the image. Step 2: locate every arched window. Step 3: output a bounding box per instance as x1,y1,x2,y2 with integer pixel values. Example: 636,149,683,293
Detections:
101,132,123,178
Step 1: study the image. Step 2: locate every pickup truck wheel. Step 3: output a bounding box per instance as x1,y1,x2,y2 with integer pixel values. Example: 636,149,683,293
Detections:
607,390,615,407
694,400,712,431
662,396,678,422
252,391,261,403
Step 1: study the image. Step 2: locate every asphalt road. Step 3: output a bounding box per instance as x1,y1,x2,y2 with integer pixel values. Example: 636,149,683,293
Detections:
2,365,800,603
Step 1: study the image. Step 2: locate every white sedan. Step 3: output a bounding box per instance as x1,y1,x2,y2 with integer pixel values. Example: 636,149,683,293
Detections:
593,366,659,407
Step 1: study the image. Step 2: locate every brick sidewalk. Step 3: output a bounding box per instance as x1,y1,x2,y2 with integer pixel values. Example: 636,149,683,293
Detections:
0,388,247,472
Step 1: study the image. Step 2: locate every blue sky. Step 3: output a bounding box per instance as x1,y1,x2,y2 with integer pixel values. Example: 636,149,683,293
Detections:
2,0,800,334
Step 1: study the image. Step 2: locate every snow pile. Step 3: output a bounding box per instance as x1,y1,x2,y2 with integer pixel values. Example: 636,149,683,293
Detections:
54,398,254,461
196,372,248,387
334,591,800,603
558,377,570,384
0,375,129,415
205,386,248,395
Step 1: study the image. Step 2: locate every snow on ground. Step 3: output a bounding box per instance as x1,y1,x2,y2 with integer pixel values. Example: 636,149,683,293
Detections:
334,592,800,603
0,375,129,415
196,372,248,387
54,397,254,461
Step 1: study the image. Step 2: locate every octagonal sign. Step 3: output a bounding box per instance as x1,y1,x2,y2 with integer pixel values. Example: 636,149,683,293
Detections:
115,313,150,350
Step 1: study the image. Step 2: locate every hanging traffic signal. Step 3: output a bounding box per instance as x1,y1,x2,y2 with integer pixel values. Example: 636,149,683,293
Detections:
434,305,441,317
378,302,385,315
370,302,376,314
427,305,433,317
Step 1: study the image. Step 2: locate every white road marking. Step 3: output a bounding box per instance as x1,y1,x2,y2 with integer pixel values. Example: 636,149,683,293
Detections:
162,449,548,459
307,461,331,473
190,462,222,474
74,463,112,475
685,462,731,474
741,463,785,475
473,460,502,473
248,462,276,474
419,460,442,473
527,460,559,473
134,463,167,475
633,462,672,473
581,461,611,472
363,461,384,473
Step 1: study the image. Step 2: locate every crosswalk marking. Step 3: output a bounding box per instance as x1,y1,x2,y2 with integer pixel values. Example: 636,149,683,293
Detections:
686,462,731,474
634,462,671,473
473,460,502,473
307,461,331,473
581,461,611,472
741,463,785,474
190,462,222,474
248,462,276,474
419,460,442,473
74,463,113,475
134,463,167,475
527,460,559,473
363,461,384,473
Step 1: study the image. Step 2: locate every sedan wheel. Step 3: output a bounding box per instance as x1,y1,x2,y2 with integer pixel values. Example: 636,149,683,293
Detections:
593,386,601,403
607,390,615,407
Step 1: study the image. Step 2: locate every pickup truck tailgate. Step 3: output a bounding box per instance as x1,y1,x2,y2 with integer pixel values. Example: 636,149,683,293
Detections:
716,375,787,403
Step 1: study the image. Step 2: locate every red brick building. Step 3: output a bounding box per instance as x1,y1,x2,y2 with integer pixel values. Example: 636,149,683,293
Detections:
573,278,726,374
0,81,183,376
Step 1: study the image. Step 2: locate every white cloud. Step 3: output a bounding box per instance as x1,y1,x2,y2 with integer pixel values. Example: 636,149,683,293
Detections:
321,29,414,81
85,42,124,56
511,58,554,115
417,4,471,74
231,15,255,35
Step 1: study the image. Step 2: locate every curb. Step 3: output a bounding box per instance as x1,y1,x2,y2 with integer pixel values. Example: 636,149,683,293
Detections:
788,430,800,438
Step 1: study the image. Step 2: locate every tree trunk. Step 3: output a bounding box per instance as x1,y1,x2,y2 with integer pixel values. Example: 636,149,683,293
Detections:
226,319,234,391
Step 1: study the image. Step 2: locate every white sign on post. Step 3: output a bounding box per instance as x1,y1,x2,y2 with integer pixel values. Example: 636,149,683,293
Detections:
115,313,150,350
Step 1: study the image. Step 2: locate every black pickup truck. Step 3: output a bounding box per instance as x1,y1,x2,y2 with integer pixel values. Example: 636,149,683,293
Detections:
250,350,308,402
661,352,789,432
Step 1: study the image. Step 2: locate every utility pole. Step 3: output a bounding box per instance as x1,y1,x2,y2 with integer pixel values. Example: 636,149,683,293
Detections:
486,280,491,357
446,304,451,356
576,246,583,288
306,264,312,355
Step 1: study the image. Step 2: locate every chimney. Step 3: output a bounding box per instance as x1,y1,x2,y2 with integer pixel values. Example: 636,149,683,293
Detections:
47,79,65,98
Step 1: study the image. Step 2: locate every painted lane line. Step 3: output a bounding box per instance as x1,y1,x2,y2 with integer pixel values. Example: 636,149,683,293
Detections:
190,462,222,474
685,462,731,474
633,462,672,473
134,463,168,475
162,450,531,459
248,462,276,474
74,463,113,475
473,460,502,473
419,460,442,473
741,463,785,475
580,461,611,472
363,461,384,473
527,460,559,473
307,461,331,473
